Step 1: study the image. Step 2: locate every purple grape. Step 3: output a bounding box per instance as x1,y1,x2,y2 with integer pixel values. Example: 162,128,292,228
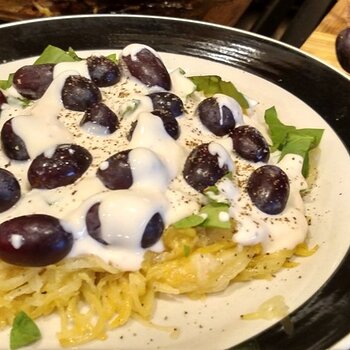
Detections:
247,165,290,215
13,64,54,100
336,28,350,73
0,90,7,109
87,55,121,87
122,47,171,90
183,143,230,192
230,125,270,162
141,213,164,248
85,201,164,248
86,202,107,245
1,118,30,161
62,75,101,111
0,214,73,266
148,92,184,117
96,150,133,190
197,97,237,136
151,110,180,139
80,102,119,134
0,168,21,213
28,144,92,189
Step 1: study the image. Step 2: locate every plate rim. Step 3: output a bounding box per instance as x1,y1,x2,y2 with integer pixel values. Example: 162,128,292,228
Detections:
0,14,349,350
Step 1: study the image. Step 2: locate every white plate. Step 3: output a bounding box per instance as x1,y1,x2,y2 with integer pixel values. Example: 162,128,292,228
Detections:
0,47,349,350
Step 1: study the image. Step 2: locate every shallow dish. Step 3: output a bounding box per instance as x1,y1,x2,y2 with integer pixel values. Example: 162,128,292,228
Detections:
0,15,349,350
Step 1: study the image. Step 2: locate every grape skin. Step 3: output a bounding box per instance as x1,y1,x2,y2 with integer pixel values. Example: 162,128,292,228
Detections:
87,56,121,87
62,75,101,112
230,125,270,162
13,64,55,100
197,97,236,136
1,118,30,161
80,102,119,134
0,214,73,267
0,168,21,213
96,150,133,190
183,143,230,192
122,48,171,90
247,165,290,215
28,144,92,189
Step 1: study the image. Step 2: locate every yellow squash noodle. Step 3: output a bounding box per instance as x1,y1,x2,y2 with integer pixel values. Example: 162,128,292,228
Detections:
0,226,314,347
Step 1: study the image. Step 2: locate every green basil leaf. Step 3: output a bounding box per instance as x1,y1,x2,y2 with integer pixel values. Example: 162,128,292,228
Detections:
67,47,82,61
34,45,79,64
264,106,295,151
279,133,314,177
188,75,249,109
120,99,140,117
183,245,191,257
200,202,230,229
264,106,324,177
204,185,220,195
0,73,14,90
18,98,31,108
173,214,206,229
10,311,41,350
106,53,117,63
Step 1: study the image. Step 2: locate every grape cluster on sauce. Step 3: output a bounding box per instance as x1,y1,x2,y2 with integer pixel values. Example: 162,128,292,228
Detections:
0,44,290,268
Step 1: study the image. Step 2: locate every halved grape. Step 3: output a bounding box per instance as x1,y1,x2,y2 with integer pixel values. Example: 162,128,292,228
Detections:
0,168,21,213
80,102,119,134
122,46,171,90
141,213,164,248
87,55,121,87
183,143,230,192
0,90,7,109
62,75,101,111
28,144,92,189
148,92,184,117
230,125,270,162
1,118,30,161
0,214,73,266
96,150,133,190
86,202,107,245
197,96,237,136
151,110,180,140
13,64,55,100
247,165,290,215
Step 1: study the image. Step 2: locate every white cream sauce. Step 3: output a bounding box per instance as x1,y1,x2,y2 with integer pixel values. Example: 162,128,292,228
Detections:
121,43,160,61
214,93,244,126
0,48,310,271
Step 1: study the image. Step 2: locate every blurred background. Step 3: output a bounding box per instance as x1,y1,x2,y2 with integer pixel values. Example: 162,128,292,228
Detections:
0,0,336,47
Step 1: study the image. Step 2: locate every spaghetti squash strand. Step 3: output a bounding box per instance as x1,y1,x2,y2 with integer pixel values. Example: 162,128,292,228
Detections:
0,226,315,346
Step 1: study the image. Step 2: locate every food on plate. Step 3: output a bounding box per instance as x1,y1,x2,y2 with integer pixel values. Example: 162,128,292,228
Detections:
336,27,350,73
0,43,323,347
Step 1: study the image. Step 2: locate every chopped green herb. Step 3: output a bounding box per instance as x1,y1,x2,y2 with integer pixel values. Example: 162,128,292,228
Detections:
183,245,191,257
204,185,220,196
106,53,118,63
67,47,82,61
264,106,324,177
173,202,230,230
200,202,230,229
18,98,31,108
10,311,41,350
173,214,206,229
188,75,249,109
0,73,14,90
120,99,140,117
34,45,80,65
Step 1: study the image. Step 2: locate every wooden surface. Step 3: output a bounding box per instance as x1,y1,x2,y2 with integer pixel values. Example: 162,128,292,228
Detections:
204,0,252,26
301,0,348,73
